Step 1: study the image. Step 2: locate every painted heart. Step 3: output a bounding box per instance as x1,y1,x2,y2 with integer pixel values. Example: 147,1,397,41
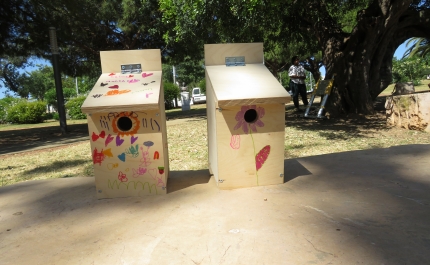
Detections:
118,153,126,162
131,135,138,144
105,134,114,147
108,85,119,89
103,148,113,158
255,145,271,171
141,72,153,78
91,132,99,141
116,135,124,146
99,131,106,138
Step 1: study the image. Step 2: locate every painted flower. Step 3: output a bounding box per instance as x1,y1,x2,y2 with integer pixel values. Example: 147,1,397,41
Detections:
233,105,265,134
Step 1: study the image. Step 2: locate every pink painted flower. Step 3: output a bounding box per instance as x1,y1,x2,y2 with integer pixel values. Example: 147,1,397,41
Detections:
233,105,265,134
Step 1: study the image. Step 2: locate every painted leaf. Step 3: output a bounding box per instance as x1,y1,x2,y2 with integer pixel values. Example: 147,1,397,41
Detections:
255,145,270,171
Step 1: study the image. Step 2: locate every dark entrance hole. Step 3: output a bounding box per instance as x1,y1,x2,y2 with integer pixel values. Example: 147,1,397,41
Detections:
244,109,258,123
117,116,133,132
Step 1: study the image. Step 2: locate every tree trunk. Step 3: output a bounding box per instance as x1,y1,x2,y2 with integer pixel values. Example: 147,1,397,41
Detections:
313,0,430,116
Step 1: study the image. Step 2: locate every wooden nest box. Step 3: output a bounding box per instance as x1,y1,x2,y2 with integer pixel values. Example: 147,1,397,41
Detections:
81,50,169,199
204,43,291,189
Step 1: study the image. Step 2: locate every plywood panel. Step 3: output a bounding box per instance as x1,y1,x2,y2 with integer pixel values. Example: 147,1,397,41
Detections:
100,50,162,73
215,103,286,189
206,64,290,107
204,43,264,66
81,71,162,114
205,70,219,182
87,109,168,199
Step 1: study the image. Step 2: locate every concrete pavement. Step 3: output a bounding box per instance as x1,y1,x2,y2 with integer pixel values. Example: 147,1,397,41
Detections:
1,144,430,264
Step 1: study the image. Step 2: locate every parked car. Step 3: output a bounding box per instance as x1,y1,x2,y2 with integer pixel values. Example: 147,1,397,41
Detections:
191,87,206,104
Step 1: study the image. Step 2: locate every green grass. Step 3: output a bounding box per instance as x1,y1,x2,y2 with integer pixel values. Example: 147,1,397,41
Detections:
0,119,88,131
380,79,430,96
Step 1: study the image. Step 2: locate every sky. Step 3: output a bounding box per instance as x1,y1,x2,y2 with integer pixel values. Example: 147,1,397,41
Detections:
0,42,410,99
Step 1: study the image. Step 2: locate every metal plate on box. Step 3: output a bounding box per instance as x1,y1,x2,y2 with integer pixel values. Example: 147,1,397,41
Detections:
225,56,245,67
121,64,142,74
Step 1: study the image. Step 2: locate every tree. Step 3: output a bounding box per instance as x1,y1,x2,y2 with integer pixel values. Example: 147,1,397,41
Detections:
160,0,430,116
403,37,430,58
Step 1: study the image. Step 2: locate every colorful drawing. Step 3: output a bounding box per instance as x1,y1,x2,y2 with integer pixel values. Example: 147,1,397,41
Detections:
92,148,106,165
100,82,108,86
233,105,267,185
146,93,153,98
105,134,114,147
131,136,138,144
116,135,125,146
107,163,119,170
142,72,153,78
140,147,151,167
107,180,158,194
158,166,165,174
230,135,240,149
132,167,147,178
149,168,165,188
126,144,140,158
103,148,114,158
234,105,265,134
112,112,140,136
118,171,128,182
92,94,103,98
108,85,119,89
127,79,139,83
91,131,106,141
255,145,270,171
109,73,115,76
105,89,131,96
153,151,160,159
144,141,154,147
118,153,126,162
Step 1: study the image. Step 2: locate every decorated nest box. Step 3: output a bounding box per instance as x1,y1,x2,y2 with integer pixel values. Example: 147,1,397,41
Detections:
81,50,169,199
204,43,291,189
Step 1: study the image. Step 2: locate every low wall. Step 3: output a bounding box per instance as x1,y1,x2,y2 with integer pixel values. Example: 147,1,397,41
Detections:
385,92,430,132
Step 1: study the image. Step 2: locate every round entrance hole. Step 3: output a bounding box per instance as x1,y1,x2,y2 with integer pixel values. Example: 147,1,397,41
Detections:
117,116,133,132
244,108,258,123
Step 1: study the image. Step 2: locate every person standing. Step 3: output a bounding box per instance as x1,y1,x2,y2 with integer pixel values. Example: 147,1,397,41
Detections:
288,56,308,111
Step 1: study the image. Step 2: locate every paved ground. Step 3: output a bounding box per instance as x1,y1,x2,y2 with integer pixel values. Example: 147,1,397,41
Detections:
1,143,430,264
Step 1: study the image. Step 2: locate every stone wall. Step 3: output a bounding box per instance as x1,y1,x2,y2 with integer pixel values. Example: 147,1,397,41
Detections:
385,92,430,132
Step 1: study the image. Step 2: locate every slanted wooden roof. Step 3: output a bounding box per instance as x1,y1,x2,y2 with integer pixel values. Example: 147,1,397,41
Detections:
204,43,290,107
81,49,163,114
81,71,162,114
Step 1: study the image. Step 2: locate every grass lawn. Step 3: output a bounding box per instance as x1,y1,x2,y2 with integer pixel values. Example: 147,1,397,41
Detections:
380,79,430,95
1,94,430,187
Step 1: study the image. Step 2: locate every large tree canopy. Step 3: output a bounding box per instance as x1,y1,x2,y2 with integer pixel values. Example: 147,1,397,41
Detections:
2,0,430,116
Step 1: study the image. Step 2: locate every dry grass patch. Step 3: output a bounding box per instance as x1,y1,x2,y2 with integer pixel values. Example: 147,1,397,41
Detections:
1,103,430,187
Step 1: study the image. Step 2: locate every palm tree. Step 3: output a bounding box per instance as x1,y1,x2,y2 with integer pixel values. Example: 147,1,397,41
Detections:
402,38,430,58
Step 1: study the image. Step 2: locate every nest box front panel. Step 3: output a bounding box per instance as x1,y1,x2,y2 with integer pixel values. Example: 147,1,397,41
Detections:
87,110,167,198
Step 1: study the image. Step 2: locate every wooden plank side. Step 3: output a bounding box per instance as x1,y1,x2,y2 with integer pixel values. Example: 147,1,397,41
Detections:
158,80,170,181
215,103,285,189
205,70,219,184
87,110,168,199
81,71,162,114
205,64,290,107
100,50,162,73
204,43,263,66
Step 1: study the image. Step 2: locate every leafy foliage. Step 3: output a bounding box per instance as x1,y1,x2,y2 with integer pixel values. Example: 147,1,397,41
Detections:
392,56,428,84
0,97,24,123
45,87,77,111
6,100,47,124
65,96,87,120
163,82,180,110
